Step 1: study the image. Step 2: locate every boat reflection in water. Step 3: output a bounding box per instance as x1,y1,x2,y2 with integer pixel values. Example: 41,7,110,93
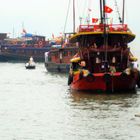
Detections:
68,89,139,113
65,89,140,140
69,89,137,102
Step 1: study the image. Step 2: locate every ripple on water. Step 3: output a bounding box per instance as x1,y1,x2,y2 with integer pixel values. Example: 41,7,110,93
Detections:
0,63,140,139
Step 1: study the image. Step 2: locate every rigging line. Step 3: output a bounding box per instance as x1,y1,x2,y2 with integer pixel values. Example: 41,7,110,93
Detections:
114,0,122,23
88,0,92,11
80,0,88,24
63,0,71,34
82,0,87,16
86,0,92,25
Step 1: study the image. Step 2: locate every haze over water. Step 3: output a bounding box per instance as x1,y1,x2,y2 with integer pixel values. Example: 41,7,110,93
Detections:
0,63,140,140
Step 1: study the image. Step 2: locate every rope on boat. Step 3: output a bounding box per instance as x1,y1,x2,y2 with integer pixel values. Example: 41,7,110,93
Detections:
114,0,122,23
63,0,71,34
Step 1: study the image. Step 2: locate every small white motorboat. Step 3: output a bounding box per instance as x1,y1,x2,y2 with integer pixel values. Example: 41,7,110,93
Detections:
25,57,36,69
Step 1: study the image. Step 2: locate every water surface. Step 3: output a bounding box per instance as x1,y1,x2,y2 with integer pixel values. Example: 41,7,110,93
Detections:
0,63,140,140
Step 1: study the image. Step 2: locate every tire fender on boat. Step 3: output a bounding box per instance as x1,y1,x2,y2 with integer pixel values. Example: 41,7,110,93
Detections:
68,74,73,85
86,73,95,82
79,71,83,80
104,73,111,84
137,71,140,88
22,43,26,48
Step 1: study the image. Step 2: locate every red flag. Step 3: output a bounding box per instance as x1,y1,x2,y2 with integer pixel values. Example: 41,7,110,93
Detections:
104,5,113,13
92,18,98,23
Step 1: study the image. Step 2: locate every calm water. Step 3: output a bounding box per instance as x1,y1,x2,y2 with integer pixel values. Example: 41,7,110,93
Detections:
0,63,140,140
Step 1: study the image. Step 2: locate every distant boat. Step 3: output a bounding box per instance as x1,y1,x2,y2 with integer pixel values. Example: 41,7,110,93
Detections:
68,0,140,92
44,44,78,72
0,31,51,62
25,56,36,69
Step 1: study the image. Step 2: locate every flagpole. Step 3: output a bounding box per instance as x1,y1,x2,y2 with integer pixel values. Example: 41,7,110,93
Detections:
103,0,108,72
100,0,103,24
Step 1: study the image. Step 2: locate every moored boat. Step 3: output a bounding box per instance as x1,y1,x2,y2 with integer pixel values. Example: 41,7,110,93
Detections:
25,56,36,69
0,31,51,62
68,0,140,92
45,44,78,73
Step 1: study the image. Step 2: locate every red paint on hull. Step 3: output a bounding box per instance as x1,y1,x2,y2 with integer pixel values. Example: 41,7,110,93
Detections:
70,72,136,92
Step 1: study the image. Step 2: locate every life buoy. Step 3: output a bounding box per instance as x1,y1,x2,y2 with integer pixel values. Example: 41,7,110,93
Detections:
86,73,95,82
129,56,138,61
22,43,26,48
104,73,111,84
79,71,83,80
38,41,43,47
137,71,140,88
70,57,81,63
68,74,73,85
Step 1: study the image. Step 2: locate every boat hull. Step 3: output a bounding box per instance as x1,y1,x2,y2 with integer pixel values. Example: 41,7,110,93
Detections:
25,65,36,69
45,62,70,73
70,72,137,92
0,47,50,62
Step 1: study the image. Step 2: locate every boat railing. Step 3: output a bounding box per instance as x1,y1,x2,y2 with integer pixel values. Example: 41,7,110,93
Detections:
78,24,128,33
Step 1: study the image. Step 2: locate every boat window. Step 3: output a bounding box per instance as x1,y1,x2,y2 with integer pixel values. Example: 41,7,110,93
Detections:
63,51,68,56
68,51,71,56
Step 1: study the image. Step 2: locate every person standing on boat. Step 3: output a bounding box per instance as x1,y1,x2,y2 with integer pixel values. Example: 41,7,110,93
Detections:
131,59,138,69
29,56,33,62
29,56,35,65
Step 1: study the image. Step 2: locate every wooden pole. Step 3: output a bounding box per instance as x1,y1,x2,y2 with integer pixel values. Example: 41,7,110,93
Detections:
122,0,125,24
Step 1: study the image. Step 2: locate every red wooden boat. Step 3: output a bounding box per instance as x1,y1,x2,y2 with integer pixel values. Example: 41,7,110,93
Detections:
44,45,78,72
68,0,140,92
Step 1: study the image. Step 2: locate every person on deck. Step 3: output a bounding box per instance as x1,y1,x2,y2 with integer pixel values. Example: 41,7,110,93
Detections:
29,56,33,61
29,56,35,65
79,60,86,69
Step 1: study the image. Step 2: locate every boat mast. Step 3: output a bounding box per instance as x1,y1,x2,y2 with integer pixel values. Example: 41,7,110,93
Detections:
100,0,103,24
73,0,75,33
102,0,107,35
102,0,108,71
122,0,125,24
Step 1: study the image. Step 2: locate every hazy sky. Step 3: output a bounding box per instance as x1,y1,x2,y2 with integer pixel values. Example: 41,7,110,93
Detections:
0,0,139,43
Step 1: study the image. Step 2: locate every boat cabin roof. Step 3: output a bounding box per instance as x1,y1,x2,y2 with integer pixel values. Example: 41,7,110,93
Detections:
50,46,78,53
70,24,135,44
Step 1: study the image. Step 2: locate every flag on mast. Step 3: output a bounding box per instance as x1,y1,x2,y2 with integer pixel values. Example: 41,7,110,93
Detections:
104,5,113,13
92,18,98,23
